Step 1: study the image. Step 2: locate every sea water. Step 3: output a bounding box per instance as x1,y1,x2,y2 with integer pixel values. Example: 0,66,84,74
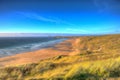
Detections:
0,37,66,57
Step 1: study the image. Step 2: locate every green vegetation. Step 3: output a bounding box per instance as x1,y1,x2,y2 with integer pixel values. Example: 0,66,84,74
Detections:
0,34,120,80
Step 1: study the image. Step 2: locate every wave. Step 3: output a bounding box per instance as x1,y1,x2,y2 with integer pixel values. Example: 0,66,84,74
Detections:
0,39,66,57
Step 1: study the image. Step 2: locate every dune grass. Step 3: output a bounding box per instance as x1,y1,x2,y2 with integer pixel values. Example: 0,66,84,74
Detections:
0,34,120,80
65,57,120,80
1,56,120,80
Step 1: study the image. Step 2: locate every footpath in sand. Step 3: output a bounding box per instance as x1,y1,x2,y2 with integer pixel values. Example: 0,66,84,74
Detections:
0,38,77,67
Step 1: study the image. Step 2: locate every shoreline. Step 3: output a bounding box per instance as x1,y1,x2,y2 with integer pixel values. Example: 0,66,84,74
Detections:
0,38,75,67
0,38,67,58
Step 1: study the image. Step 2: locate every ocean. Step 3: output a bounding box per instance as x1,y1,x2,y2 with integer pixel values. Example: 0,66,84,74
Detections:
0,37,66,57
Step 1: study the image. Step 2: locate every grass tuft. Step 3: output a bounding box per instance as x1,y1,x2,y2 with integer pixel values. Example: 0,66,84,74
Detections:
0,34,120,80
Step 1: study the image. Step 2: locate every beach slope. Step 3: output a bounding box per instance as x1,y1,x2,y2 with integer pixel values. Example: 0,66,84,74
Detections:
0,34,120,80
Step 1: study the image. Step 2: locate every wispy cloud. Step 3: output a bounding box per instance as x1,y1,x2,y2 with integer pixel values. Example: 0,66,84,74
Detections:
17,12,59,23
93,0,108,13
17,12,75,26
17,12,90,33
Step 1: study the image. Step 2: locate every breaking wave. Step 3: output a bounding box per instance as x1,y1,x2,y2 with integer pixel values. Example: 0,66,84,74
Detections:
0,39,66,57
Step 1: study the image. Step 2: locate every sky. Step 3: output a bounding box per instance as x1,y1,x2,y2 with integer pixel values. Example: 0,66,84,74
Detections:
0,0,120,34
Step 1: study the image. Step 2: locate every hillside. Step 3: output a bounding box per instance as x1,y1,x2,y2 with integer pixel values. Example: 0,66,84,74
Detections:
0,34,120,80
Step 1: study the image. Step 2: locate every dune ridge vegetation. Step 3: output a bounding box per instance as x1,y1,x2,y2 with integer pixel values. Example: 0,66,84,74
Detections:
0,34,120,80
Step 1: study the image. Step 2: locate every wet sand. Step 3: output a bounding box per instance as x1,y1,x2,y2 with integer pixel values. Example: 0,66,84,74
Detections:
0,38,75,67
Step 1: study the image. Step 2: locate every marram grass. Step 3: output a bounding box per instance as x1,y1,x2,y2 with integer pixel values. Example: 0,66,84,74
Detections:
0,34,120,80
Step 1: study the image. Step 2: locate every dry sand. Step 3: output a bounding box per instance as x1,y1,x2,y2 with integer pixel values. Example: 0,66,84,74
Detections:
0,38,76,67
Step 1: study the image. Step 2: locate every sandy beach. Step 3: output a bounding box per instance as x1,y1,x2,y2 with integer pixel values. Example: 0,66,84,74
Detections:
0,38,75,67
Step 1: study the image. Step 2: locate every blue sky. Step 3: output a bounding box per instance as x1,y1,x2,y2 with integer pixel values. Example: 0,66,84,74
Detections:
0,0,120,34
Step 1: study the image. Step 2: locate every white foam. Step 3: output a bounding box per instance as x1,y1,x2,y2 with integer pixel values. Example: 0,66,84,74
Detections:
0,39,66,57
